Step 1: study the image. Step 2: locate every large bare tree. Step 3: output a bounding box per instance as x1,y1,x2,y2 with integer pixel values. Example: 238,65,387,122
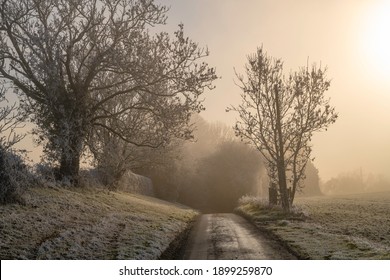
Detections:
0,0,216,184
228,47,337,212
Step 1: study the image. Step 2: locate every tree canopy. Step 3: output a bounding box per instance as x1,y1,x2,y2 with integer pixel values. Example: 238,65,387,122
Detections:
0,0,217,184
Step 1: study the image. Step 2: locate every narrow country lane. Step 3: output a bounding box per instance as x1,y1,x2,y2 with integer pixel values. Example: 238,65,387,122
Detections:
182,213,296,260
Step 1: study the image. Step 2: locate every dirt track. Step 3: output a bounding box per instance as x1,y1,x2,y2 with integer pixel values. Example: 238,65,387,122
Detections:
182,213,296,260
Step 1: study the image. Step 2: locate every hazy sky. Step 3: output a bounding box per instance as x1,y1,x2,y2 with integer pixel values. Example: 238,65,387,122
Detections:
157,0,390,181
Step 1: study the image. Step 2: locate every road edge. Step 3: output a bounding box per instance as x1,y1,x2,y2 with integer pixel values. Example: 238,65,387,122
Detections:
158,216,199,260
234,209,310,260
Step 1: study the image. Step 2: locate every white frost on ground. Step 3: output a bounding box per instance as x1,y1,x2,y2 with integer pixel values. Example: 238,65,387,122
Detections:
0,187,198,259
237,192,390,259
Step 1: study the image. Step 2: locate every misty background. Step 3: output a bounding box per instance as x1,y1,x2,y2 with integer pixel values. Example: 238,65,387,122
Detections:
10,0,390,205
156,0,390,184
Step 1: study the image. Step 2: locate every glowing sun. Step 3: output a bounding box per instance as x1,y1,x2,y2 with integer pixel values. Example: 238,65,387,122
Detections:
360,1,390,79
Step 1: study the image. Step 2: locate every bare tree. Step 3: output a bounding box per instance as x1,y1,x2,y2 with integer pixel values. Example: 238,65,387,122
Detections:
0,0,216,184
227,47,337,212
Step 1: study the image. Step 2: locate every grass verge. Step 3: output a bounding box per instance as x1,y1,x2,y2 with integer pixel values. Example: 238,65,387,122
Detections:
235,192,390,260
0,186,199,259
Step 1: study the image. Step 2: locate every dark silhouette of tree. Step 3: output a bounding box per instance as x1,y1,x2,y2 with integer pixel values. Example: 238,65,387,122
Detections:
0,0,216,185
301,161,322,196
227,47,337,212
196,140,265,212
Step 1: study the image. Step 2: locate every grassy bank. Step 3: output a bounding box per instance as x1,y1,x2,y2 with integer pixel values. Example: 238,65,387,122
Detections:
236,192,390,260
0,186,198,259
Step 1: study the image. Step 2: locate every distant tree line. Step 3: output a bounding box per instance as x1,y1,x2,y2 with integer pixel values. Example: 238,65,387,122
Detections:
136,115,322,212
322,169,390,195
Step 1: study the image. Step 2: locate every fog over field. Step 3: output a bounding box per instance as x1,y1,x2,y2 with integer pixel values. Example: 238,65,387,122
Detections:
157,0,390,184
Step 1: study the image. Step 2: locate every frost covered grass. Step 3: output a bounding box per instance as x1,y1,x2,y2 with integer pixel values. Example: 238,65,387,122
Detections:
236,192,390,259
0,186,198,259
237,195,307,222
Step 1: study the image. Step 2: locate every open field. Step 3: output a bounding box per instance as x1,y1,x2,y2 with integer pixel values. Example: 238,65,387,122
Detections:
0,186,198,259
236,191,390,259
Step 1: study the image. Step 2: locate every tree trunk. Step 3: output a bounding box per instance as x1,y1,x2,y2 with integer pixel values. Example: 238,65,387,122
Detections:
52,93,87,186
275,85,290,213
277,159,290,213
291,178,299,206
58,143,82,185
56,115,84,186
269,182,278,205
